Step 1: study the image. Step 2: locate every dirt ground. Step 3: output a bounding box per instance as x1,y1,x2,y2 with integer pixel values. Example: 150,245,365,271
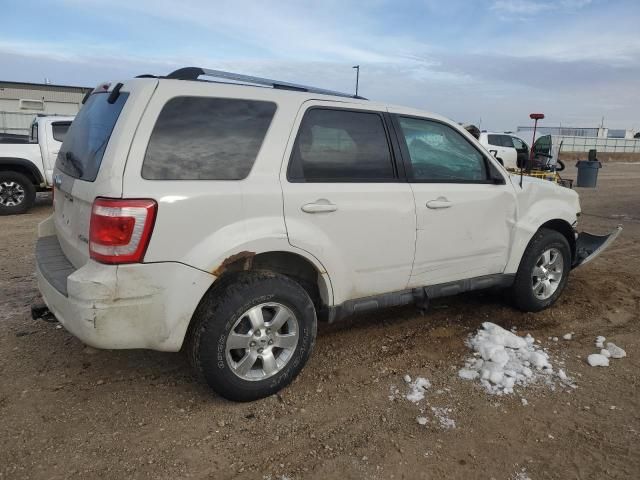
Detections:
1,164,639,480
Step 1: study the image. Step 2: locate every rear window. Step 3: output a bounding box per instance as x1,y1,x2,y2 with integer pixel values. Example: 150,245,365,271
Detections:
56,92,128,181
142,97,277,180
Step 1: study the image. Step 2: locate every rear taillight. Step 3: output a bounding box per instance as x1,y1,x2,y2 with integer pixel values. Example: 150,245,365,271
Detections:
89,198,157,264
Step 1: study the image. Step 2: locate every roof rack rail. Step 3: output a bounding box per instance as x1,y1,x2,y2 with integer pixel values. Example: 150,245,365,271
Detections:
165,67,366,100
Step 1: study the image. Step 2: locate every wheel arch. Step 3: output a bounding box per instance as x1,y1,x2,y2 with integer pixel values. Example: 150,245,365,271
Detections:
0,157,44,185
210,250,332,314
539,218,576,261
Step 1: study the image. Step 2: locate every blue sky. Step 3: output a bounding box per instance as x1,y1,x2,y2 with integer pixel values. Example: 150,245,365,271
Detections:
1,0,639,131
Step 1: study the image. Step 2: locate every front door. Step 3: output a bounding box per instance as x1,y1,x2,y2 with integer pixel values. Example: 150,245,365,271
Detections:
391,113,517,287
281,103,416,304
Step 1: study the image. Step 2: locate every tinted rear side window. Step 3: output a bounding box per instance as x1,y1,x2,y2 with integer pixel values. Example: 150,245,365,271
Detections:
52,122,71,142
57,92,128,181
288,108,394,182
487,134,513,147
142,97,277,180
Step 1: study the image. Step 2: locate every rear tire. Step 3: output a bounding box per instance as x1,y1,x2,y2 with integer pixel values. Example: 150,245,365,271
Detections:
0,171,36,215
510,228,571,312
188,271,317,402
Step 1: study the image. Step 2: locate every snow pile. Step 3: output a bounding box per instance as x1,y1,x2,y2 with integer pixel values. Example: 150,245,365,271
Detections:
586,336,626,367
563,332,573,340
406,377,431,403
458,322,570,394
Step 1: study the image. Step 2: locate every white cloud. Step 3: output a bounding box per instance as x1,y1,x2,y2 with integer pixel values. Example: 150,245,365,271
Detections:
3,0,638,130
491,0,592,18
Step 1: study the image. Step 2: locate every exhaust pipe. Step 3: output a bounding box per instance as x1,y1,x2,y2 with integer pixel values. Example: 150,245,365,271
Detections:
31,303,57,323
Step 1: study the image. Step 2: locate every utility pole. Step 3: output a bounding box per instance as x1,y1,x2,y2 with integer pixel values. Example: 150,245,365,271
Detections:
352,65,360,97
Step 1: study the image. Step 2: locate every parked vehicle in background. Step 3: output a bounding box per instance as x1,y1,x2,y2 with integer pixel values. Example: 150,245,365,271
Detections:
479,132,530,169
34,68,621,402
0,116,74,214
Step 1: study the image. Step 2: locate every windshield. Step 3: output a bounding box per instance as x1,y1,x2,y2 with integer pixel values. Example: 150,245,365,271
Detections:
56,92,128,181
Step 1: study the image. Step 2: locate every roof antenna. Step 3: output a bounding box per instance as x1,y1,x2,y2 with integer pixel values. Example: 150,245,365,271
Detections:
522,113,544,188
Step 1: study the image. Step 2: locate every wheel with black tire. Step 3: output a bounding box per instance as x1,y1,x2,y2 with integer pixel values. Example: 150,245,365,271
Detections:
0,171,36,215
188,271,317,402
510,228,571,312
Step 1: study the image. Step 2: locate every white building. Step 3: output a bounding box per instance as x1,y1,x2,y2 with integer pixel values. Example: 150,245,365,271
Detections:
0,81,91,140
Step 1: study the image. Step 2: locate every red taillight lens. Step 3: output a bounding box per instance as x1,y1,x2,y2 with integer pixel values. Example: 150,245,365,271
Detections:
89,198,157,264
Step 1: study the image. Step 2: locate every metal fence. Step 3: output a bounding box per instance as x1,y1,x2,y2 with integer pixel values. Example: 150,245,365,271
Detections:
0,111,37,136
518,126,600,137
553,135,640,153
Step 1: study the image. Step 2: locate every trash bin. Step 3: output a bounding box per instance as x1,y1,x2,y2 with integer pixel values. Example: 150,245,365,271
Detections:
576,150,602,187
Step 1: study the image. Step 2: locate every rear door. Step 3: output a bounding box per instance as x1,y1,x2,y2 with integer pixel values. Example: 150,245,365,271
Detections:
390,113,517,287
281,102,416,304
53,80,157,268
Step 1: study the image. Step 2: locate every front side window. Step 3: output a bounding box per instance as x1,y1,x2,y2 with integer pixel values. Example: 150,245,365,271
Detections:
142,97,277,180
397,117,488,182
52,122,71,143
511,136,525,150
288,108,394,182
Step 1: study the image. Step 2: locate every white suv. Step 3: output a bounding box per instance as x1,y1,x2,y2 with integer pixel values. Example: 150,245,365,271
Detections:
478,132,530,170
34,68,620,401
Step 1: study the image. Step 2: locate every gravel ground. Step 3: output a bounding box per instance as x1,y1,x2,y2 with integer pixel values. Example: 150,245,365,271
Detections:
1,163,639,480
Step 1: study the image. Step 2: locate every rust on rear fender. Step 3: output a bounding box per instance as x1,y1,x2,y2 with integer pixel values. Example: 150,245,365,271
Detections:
211,251,256,277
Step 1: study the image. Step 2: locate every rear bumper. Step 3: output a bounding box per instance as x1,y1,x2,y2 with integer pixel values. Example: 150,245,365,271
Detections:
573,225,622,268
35,233,214,352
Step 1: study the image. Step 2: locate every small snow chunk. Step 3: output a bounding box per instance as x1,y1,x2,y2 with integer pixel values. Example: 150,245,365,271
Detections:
406,377,431,403
563,333,573,340
587,353,609,367
552,337,559,342
606,342,626,359
557,369,568,381
416,416,428,426
521,398,528,406
610,405,616,410
513,468,531,480
595,336,606,348
600,349,611,358
431,407,456,429
403,374,412,383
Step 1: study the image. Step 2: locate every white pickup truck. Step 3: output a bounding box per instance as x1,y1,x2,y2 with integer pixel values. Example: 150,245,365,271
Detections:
0,116,74,215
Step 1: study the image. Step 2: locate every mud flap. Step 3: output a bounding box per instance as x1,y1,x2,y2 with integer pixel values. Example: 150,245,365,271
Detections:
573,226,622,268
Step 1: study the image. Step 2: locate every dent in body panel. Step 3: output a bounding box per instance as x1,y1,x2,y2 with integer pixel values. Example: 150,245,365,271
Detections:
504,176,580,274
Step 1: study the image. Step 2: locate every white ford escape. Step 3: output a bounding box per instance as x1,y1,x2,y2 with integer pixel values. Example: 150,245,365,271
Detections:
35,67,621,401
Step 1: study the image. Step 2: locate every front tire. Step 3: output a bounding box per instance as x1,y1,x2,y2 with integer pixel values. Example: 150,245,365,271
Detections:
188,271,317,402
510,228,571,312
0,171,36,215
